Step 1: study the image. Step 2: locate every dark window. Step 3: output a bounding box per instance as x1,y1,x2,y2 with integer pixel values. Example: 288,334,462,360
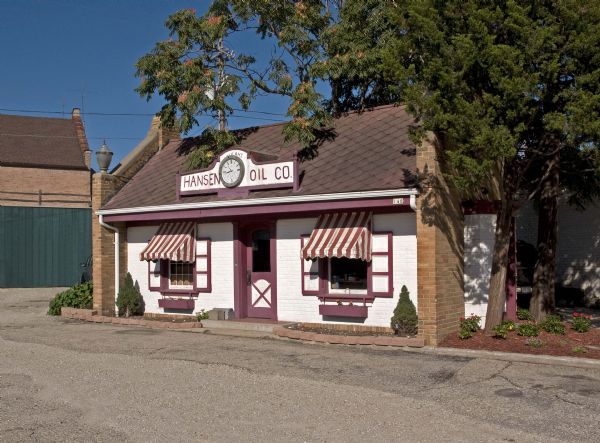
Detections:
252,229,270,272
169,261,194,287
330,258,367,291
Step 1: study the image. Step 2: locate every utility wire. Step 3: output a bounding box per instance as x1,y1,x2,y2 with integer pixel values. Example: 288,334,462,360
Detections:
0,106,287,118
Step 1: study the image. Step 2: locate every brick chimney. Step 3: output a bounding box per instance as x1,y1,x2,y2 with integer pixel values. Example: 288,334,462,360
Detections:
72,108,92,169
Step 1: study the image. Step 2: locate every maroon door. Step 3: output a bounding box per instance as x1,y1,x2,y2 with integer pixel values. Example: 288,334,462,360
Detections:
244,225,277,319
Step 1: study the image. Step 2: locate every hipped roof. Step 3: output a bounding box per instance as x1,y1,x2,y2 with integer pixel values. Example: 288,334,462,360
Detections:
102,104,418,211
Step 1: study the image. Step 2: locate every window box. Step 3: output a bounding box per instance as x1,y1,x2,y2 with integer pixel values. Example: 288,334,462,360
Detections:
319,304,368,318
158,298,195,310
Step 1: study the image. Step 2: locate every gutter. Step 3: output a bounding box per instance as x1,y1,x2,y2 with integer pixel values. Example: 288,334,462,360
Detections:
98,214,119,315
97,188,420,216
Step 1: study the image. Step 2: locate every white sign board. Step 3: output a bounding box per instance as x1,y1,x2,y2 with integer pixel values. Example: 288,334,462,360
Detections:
179,149,297,196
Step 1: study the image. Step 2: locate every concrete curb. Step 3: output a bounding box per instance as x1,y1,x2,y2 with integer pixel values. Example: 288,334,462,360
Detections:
60,307,202,330
273,326,425,347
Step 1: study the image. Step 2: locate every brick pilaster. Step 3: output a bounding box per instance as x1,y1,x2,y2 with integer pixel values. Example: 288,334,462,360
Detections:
416,136,465,346
92,173,127,315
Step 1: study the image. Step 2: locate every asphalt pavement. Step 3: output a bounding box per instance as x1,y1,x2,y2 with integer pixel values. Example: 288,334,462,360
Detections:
1,288,599,442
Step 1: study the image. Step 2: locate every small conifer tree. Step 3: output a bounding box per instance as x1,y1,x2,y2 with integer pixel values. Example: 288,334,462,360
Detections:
116,272,145,317
390,285,418,336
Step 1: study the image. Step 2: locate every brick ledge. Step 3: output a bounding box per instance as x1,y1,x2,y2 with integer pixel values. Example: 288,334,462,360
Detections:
60,307,202,330
273,325,425,347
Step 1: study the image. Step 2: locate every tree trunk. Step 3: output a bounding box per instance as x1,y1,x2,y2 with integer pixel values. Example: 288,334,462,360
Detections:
531,152,560,321
484,197,514,332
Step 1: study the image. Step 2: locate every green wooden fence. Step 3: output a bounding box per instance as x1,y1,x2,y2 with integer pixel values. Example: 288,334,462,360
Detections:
0,207,91,287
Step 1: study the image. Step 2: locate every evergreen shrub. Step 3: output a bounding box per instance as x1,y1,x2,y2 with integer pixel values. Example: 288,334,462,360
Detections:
48,281,93,315
116,272,145,317
390,285,418,336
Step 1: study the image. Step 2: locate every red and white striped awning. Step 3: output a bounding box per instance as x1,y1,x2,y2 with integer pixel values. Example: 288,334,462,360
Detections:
301,212,372,261
139,222,195,263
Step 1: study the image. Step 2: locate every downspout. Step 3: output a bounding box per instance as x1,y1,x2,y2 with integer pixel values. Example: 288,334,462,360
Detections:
409,194,417,211
98,214,119,315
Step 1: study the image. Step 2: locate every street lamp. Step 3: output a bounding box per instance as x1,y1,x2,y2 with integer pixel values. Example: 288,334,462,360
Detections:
96,140,113,173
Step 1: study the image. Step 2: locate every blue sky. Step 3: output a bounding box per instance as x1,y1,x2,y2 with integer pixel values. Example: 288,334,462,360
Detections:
0,0,297,169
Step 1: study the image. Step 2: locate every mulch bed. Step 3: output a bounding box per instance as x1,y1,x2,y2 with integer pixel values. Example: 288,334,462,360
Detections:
440,327,600,359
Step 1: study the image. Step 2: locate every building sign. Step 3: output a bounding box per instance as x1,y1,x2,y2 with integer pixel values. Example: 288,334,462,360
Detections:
178,149,298,196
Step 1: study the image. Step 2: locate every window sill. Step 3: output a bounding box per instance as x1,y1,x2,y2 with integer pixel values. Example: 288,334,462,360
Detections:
319,304,368,318
160,289,199,296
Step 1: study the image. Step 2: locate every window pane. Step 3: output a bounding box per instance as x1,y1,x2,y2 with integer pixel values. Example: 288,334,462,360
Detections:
169,261,193,287
252,229,270,272
330,258,367,290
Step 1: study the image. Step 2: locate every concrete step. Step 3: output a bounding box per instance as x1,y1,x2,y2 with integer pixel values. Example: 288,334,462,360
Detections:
201,319,296,333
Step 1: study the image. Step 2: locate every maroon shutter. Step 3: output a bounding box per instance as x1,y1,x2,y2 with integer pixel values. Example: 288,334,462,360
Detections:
368,232,393,297
195,238,211,292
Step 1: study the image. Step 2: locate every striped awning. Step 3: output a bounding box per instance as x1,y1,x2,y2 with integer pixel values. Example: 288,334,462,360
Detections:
301,212,372,261
139,222,195,263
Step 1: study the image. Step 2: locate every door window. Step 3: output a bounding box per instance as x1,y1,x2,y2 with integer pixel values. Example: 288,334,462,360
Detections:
251,229,270,272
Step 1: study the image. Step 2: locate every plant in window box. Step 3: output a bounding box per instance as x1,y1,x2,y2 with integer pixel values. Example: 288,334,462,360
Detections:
116,272,145,317
390,285,418,336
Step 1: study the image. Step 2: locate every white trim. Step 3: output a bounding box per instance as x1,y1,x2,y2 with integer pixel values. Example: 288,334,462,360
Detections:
97,188,419,216
98,214,120,315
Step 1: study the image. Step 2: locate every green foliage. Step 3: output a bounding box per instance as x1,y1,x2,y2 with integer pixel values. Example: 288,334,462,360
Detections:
493,324,509,340
572,346,588,354
48,281,93,316
116,273,145,317
458,314,481,340
540,314,566,335
196,309,209,321
571,312,592,333
517,308,533,321
517,323,540,337
526,338,545,348
501,320,516,332
390,285,418,336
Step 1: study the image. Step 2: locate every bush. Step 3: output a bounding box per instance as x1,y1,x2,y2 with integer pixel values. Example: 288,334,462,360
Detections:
493,324,509,339
196,309,209,321
540,314,566,335
458,314,481,339
517,322,540,337
116,273,145,317
501,320,516,331
48,281,93,315
571,312,592,333
390,285,418,336
517,308,533,321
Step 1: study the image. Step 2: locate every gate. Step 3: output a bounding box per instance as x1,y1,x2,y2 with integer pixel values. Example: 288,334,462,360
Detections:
0,207,91,287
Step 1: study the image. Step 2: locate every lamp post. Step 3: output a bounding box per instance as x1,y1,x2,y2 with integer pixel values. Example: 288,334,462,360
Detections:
96,140,113,173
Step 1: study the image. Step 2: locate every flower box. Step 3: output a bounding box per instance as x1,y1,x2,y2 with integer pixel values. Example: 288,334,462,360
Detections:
319,304,368,318
158,298,195,310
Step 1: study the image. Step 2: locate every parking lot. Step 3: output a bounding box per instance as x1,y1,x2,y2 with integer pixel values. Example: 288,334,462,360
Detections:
1,288,599,442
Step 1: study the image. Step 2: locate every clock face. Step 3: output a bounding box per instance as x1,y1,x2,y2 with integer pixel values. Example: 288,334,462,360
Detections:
219,155,245,188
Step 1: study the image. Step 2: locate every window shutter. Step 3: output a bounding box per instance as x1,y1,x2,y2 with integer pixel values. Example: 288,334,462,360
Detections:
369,232,393,297
148,260,162,291
301,235,321,295
196,238,211,292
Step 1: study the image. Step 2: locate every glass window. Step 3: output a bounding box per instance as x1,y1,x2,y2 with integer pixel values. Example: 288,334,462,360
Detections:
169,261,194,288
329,258,367,292
252,229,271,272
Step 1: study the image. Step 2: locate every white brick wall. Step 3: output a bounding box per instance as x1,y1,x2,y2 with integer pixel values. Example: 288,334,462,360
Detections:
127,223,234,316
126,213,418,326
464,214,496,327
276,213,417,327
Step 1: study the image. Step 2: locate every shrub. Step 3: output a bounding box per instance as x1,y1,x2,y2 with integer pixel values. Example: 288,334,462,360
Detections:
526,338,545,348
390,286,418,336
501,320,516,331
571,312,592,333
517,308,533,321
116,273,145,317
48,281,93,315
517,322,540,337
540,314,565,335
458,314,481,339
196,309,209,321
493,324,508,339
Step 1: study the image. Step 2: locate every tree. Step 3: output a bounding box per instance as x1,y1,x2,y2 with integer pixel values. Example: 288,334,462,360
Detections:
135,1,337,169
380,0,600,329
390,285,418,336
116,273,145,317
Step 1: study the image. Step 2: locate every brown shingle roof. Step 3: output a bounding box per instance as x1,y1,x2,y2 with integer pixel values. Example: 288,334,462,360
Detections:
103,104,417,210
0,113,88,170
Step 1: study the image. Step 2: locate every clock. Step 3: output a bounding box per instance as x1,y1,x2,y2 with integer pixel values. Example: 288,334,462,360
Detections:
219,155,245,188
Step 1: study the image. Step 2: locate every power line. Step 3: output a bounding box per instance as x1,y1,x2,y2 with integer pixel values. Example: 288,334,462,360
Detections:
0,106,288,118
